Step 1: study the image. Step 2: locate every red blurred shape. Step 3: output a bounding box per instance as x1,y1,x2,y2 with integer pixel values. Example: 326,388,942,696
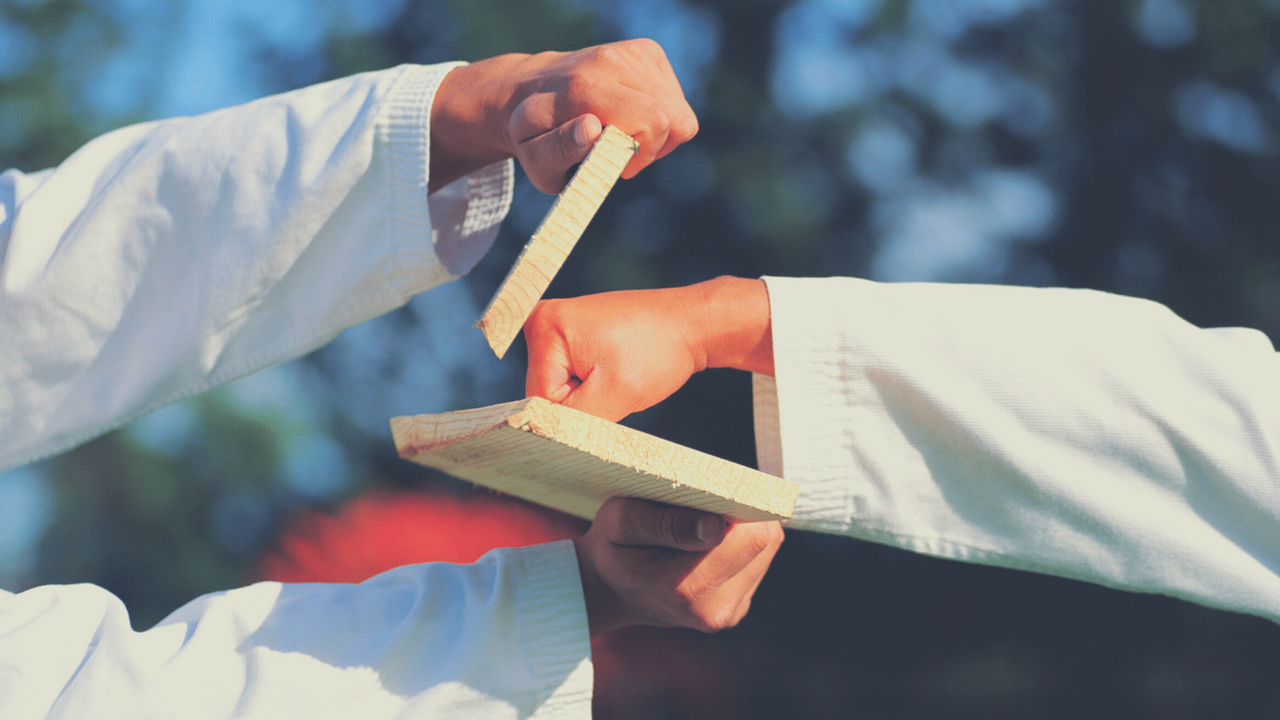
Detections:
254,487,588,583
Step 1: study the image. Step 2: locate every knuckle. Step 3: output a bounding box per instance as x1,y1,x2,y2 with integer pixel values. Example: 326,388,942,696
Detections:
564,72,601,104
743,526,774,556
592,43,626,68
713,605,744,631
527,300,570,339
621,37,664,60
690,618,718,634
695,604,741,634
636,37,663,55
674,112,699,142
659,509,680,547
542,296,570,320
677,575,715,606
649,100,677,129
674,578,701,605
524,300,551,329
596,496,624,528
599,491,624,515
674,579,739,633
766,522,785,546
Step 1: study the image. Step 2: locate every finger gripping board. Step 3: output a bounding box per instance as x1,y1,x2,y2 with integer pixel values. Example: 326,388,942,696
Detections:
391,397,797,522
475,125,638,358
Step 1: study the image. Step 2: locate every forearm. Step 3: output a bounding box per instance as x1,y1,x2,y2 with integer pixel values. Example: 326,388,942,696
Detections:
0,542,592,718
0,64,511,473
429,54,531,192
759,276,1280,623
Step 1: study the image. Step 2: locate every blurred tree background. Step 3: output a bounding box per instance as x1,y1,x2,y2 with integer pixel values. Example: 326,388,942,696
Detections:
3,0,1280,717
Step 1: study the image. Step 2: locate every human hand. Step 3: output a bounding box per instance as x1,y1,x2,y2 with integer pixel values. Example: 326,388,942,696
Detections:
575,497,784,637
429,39,698,193
524,276,773,422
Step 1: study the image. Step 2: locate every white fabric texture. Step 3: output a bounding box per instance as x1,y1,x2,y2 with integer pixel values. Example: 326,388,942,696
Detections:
0,62,512,473
0,542,592,720
0,64,594,718
754,276,1280,624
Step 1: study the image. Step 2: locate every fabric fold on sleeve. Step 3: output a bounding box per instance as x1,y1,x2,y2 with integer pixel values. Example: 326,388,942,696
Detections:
0,540,592,719
0,63,514,473
756,275,1280,625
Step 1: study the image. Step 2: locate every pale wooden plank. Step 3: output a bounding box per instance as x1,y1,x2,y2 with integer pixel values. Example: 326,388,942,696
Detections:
475,126,638,358
391,397,798,522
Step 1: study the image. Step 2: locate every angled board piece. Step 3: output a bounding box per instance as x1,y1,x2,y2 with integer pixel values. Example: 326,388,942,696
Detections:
475,125,638,358
391,397,798,522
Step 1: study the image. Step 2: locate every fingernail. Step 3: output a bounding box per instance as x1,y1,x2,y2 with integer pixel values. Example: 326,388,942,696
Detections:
573,121,590,148
695,516,719,545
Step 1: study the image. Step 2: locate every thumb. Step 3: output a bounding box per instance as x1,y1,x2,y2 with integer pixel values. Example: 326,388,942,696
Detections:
524,338,575,405
523,300,578,404
600,497,727,551
558,368,631,423
516,114,603,193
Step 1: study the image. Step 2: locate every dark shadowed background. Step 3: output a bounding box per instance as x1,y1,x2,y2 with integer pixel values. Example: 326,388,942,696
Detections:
3,0,1280,717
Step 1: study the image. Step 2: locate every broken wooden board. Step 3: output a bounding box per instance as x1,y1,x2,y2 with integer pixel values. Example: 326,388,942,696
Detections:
475,125,638,359
391,396,798,522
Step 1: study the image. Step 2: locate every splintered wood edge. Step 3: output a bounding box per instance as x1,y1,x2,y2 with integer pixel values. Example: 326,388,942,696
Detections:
475,126,638,358
390,397,798,522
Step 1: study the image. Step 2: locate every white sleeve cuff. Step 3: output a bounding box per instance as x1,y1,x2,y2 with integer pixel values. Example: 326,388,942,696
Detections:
428,159,515,277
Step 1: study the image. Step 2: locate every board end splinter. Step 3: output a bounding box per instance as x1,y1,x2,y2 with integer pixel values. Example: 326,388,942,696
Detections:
475,126,638,359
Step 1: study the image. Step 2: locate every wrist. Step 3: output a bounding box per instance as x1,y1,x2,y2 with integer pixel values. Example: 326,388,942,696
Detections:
690,276,774,376
428,54,530,190
574,537,630,638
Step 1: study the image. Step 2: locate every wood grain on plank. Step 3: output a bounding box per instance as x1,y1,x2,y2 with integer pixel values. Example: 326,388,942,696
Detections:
391,397,798,522
475,125,638,358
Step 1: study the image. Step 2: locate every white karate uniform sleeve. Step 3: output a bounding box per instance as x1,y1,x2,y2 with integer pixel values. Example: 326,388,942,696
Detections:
0,64,595,717
0,62,512,474
0,541,593,719
754,276,1280,624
